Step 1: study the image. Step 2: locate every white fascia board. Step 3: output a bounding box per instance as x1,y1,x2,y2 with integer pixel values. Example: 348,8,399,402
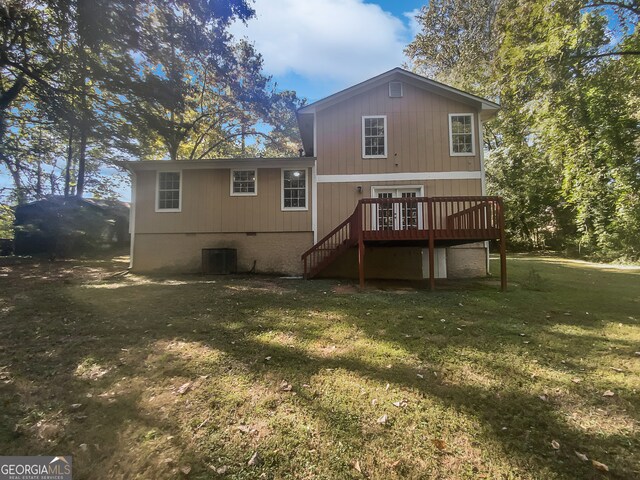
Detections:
317,171,482,183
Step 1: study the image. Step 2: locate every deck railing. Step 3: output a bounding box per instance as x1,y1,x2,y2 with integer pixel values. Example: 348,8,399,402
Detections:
302,196,506,288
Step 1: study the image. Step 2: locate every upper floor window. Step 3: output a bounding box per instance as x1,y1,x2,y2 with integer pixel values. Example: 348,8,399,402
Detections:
230,169,257,196
282,169,307,211
449,113,475,156
362,115,387,158
156,171,181,212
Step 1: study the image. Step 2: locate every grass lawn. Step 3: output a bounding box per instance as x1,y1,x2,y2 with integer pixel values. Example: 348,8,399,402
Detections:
0,254,639,479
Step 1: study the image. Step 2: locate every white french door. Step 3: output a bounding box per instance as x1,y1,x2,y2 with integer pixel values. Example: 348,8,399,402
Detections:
372,187,423,230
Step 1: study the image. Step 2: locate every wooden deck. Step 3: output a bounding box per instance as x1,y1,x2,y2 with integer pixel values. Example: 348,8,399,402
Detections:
302,196,507,290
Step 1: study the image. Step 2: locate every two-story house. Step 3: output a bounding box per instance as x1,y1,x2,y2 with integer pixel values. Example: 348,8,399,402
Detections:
123,68,506,289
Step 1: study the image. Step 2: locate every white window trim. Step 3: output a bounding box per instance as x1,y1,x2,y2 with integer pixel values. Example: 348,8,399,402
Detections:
448,113,476,157
230,168,258,197
362,115,388,159
155,170,182,213
281,168,309,211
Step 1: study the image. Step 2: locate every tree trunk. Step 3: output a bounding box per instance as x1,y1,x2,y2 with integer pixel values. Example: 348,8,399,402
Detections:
76,41,89,198
64,127,74,198
76,128,87,198
36,159,43,199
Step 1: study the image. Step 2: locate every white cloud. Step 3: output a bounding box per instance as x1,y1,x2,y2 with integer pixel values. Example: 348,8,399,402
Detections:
232,0,413,85
404,8,423,39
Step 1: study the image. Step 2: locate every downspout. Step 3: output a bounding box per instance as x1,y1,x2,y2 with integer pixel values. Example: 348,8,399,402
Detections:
129,171,137,270
312,112,318,243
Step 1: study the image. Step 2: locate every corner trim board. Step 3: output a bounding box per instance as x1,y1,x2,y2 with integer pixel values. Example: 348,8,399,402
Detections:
316,171,482,183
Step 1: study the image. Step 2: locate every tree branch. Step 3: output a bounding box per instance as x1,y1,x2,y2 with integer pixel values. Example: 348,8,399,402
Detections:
581,50,640,59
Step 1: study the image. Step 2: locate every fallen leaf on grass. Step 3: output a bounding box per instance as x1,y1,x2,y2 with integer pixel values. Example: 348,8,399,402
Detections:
180,465,191,475
392,399,408,408
538,395,548,402
571,378,581,384
176,382,192,395
377,414,388,425
280,380,293,392
610,367,624,373
353,459,362,473
574,451,588,461
433,439,446,451
603,390,615,397
248,451,262,467
592,460,609,472
551,440,560,450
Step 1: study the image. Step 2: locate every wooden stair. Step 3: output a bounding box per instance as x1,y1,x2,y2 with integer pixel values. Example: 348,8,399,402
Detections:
301,205,360,279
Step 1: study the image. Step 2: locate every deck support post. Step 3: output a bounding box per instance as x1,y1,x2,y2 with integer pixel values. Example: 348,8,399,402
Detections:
498,199,507,291
427,198,435,291
358,235,365,289
357,205,365,289
428,235,435,291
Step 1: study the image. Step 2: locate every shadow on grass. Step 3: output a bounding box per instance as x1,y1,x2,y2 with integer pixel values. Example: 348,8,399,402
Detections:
0,257,638,478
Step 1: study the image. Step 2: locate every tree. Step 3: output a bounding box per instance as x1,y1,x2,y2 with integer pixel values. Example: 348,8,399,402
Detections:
406,0,640,260
2,0,301,209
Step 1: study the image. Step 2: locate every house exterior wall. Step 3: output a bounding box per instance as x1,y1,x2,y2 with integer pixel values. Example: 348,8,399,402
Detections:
131,166,313,274
135,167,312,234
317,245,486,281
315,81,481,176
132,232,312,274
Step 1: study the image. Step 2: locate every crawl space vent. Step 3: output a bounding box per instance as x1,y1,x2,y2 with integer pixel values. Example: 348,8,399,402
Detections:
389,81,403,98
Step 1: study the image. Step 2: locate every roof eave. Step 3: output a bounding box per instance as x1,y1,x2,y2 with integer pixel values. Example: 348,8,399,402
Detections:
298,67,500,114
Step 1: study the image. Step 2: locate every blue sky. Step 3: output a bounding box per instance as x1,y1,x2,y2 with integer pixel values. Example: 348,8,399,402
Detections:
231,0,424,103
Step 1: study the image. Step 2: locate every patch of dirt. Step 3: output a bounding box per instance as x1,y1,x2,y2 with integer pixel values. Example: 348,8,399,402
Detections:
332,284,359,294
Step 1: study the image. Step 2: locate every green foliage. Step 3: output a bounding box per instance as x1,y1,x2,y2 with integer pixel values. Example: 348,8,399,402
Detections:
1,0,302,205
0,204,15,239
407,0,640,261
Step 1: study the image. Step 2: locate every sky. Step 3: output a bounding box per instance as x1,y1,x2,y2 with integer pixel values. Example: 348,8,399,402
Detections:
231,0,424,103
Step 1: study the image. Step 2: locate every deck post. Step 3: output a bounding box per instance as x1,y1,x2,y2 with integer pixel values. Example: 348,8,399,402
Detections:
427,198,435,291
357,203,365,288
498,199,507,291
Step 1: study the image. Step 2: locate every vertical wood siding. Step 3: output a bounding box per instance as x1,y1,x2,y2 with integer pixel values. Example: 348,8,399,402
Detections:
135,168,312,234
315,82,481,175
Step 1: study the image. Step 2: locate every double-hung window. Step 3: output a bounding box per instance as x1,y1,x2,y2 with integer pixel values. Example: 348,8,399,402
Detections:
362,115,387,158
156,171,181,212
230,169,257,196
449,113,475,156
282,169,307,211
